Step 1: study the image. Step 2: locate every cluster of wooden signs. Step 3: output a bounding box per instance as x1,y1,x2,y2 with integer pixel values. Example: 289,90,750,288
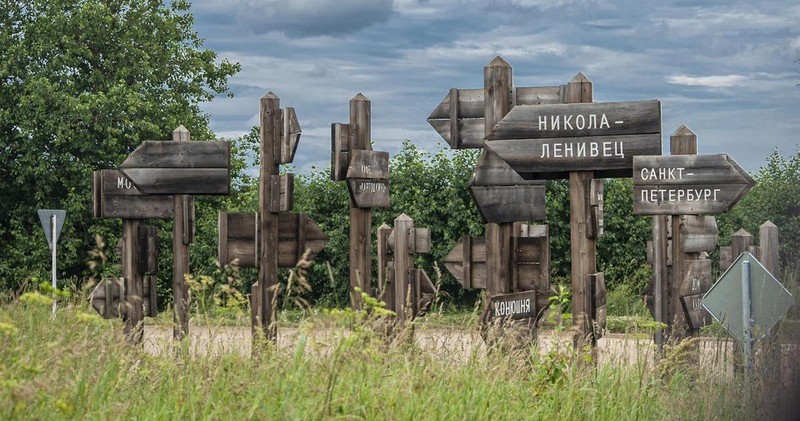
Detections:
332,117,390,208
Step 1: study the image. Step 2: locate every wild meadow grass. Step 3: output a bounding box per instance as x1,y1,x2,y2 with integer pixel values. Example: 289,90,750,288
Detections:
0,291,774,420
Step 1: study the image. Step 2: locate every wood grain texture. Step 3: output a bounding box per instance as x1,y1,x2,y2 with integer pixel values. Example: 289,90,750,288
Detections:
347,179,390,208
348,93,373,310
346,150,389,179
377,223,392,303
121,140,230,168
680,215,718,252
171,126,190,342
470,185,546,223
121,168,230,195
122,219,144,344
94,170,173,219
485,100,661,140
470,149,544,186
759,221,779,276
330,123,350,181
279,107,301,164
681,293,711,330
269,174,294,213
487,290,537,320
442,236,487,289
257,92,280,343
679,259,712,297
393,214,413,320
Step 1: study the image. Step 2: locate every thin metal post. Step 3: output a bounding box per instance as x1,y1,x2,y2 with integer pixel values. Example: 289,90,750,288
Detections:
51,214,57,315
742,259,752,376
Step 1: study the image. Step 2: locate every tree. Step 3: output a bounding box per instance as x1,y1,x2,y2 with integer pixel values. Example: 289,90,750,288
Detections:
0,0,240,290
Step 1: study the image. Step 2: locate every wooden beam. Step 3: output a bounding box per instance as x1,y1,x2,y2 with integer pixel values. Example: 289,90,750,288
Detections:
171,125,190,341
349,93,373,309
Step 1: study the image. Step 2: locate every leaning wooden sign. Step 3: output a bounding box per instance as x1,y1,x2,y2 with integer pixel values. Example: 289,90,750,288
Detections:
488,290,538,320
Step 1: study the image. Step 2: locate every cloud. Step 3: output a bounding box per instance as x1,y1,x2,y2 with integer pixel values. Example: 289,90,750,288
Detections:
665,74,747,88
236,0,395,37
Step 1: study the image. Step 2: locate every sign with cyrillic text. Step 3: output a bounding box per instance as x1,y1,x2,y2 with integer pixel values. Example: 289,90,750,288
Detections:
484,100,661,178
487,290,537,320
92,170,174,219
632,154,754,215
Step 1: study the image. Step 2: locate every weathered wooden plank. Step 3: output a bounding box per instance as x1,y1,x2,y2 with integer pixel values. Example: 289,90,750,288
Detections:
442,236,487,289
633,154,754,215
279,107,301,164
428,118,486,149
515,235,550,292
413,228,431,254
680,215,718,252
347,179,390,208
346,150,389,179
486,100,661,140
731,228,753,260
485,133,661,178
120,168,230,195
586,179,604,239
592,272,607,333
225,212,258,239
719,246,733,272
93,170,174,219
487,290,537,320
470,185,546,223
144,275,158,317
331,123,350,181
377,223,392,299
679,259,712,296
137,225,159,274
759,221,779,276
515,86,564,105
470,149,545,186
122,219,144,343
393,214,413,320
269,174,294,213
120,141,230,168
171,126,191,341
428,88,485,120
681,293,711,330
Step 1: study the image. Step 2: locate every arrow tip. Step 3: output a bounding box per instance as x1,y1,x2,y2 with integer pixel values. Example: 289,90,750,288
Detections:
262,91,279,100
569,72,592,83
351,92,370,102
486,55,511,68
672,124,696,137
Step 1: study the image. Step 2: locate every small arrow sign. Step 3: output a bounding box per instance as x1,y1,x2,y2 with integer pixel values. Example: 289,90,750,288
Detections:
632,154,754,215
483,100,662,179
92,170,174,219
38,209,66,249
120,141,231,195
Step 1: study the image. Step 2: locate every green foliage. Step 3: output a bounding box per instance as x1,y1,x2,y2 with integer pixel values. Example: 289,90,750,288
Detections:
717,148,800,273
0,0,239,290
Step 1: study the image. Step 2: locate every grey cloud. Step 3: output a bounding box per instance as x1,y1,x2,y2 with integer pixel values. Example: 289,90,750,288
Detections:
236,0,395,37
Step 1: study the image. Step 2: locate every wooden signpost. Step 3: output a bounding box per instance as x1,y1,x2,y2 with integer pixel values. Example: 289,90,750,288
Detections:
111,126,231,342
376,214,436,320
217,212,328,269
92,170,173,219
633,154,754,215
484,100,662,179
331,94,390,309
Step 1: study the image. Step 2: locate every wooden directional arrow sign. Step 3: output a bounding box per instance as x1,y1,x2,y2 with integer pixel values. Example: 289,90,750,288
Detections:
218,212,328,268
427,85,566,149
120,141,231,195
632,154,754,215
92,170,173,219
484,100,662,179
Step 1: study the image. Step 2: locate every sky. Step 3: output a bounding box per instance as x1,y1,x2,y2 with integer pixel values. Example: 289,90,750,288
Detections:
190,0,800,175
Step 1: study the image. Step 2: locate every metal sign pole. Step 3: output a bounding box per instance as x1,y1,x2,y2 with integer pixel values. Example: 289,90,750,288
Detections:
51,214,57,315
742,258,752,376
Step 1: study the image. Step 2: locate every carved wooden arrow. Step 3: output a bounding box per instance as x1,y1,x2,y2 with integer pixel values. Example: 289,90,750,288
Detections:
632,154,755,215
120,141,231,195
92,170,173,219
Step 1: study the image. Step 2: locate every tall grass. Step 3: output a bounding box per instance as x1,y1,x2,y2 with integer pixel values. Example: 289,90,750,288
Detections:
0,291,770,420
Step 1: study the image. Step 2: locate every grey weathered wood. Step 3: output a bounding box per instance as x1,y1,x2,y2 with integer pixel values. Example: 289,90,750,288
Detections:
442,236,487,289
632,154,755,215
486,100,661,140
393,214,413,320
347,179,390,208
428,86,565,149
182,196,195,245
487,290,537,320
586,179,604,239
120,140,230,168
137,225,159,274
412,268,436,317
514,234,550,292
719,246,733,272
331,123,350,181
679,259,712,296
346,150,390,179
257,93,280,344
413,228,431,254
651,215,668,346
93,170,173,219
349,93,374,310
566,72,597,346
759,221,779,276
680,216,718,252
681,293,711,330
485,133,661,178
377,223,392,302
731,228,754,261
143,275,158,317
279,107,301,164
122,219,144,344
171,126,190,342
120,168,230,195
90,278,123,319
470,149,544,186
269,174,294,213
591,272,607,335
470,185,546,224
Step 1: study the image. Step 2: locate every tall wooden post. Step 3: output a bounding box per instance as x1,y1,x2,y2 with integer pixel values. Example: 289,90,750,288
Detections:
122,218,143,344
652,215,668,348
393,214,414,320
172,125,191,340
257,92,281,344
565,73,595,344
483,57,514,297
731,229,754,259
759,221,779,276
669,126,697,336
349,93,372,309
377,223,393,305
